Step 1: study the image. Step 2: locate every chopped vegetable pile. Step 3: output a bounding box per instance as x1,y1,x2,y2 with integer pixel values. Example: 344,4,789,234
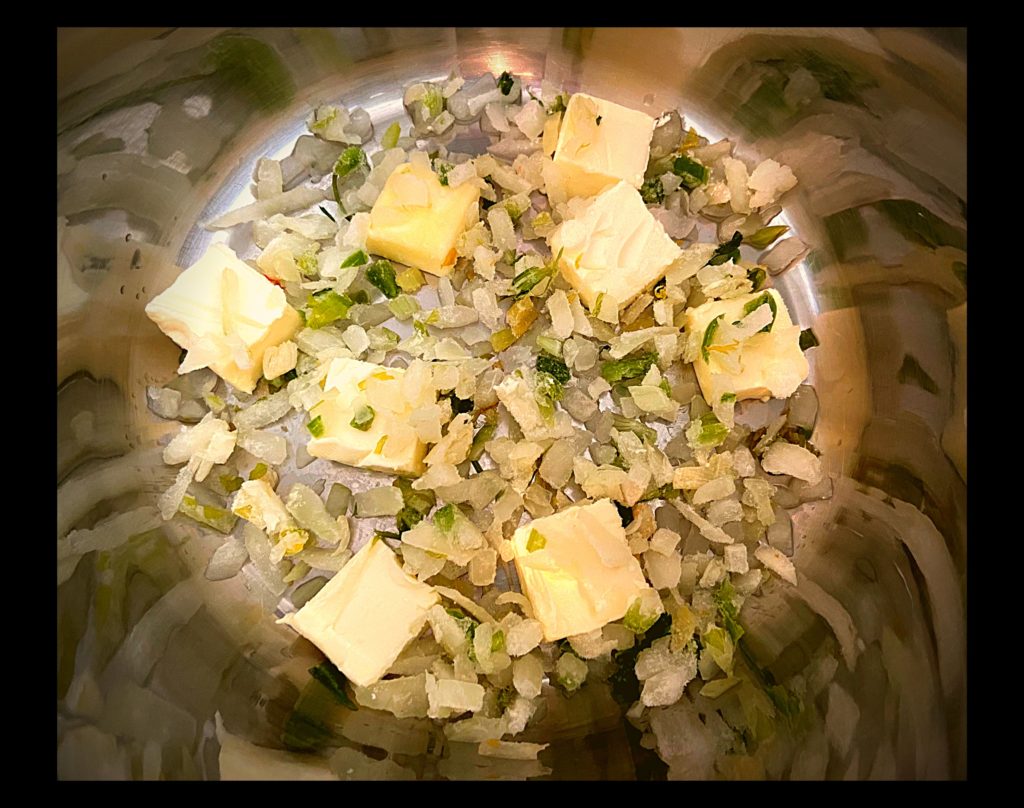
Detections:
139,68,829,780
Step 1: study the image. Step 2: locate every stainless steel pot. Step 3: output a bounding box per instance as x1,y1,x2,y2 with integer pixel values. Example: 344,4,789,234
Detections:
57,27,966,780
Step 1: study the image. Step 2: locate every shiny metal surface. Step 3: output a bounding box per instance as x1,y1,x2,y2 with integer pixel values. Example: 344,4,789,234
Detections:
57,27,966,780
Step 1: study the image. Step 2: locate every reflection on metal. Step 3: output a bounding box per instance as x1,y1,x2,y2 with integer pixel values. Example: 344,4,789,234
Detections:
57,27,965,780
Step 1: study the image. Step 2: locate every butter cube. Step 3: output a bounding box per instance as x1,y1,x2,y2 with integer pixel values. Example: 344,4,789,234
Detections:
278,539,440,687
366,162,480,276
511,498,656,642
684,288,809,403
549,92,655,202
145,243,301,393
548,181,682,313
306,357,434,476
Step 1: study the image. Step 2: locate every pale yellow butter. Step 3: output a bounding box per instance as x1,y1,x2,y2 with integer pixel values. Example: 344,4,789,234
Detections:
684,288,809,403
549,92,655,202
278,539,439,687
548,181,682,313
366,162,480,276
306,357,433,476
145,243,301,393
511,498,655,642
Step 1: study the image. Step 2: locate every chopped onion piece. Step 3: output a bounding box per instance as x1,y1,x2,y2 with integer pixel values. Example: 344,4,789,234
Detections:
233,389,293,431
163,413,236,482
286,483,350,547
237,429,287,466
487,206,516,252
672,501,734,544
478,739,549,760
748,158,798,209
761,441,824,484
353,486,405,517
693,476,736,506
754,543,798,585
147,386,181,419
495,592,535,619
159,463,196,521
434,586,495,625
205,537,249,581
207,183,329,229
761,237,809,275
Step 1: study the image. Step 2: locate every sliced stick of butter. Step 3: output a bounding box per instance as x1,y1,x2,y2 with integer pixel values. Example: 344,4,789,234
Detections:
278,539,440,687
145,243,301,393
306,357,433,476
366,162,480,276
548,92,656,202
511,498,656,642
684,288,809,404
549,181,682,313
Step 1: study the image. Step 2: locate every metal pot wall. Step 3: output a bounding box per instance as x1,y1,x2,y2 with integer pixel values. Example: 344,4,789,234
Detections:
57,27,966,780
